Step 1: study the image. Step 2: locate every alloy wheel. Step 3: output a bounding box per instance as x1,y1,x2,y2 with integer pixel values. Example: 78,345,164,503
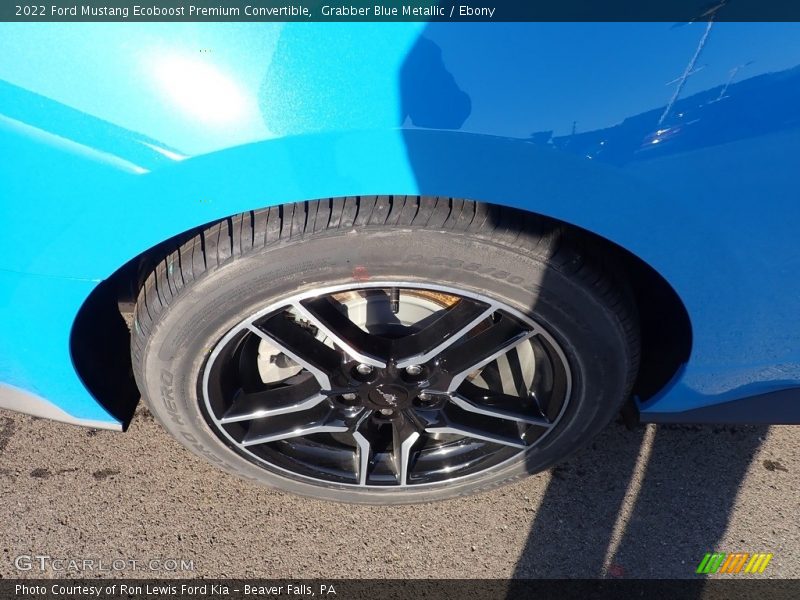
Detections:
201,282,572,489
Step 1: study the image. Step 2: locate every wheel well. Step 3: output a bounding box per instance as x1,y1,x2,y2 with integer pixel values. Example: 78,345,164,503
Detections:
69,226,205,429
70,198,691,427
606,238,692,401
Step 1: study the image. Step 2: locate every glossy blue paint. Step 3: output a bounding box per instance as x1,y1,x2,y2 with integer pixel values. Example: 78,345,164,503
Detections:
1,22,799,426
0,269,116,423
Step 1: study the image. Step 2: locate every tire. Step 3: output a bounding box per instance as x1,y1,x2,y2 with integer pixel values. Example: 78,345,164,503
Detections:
132,196,639,504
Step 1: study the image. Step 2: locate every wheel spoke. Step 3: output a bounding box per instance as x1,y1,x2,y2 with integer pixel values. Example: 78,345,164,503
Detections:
392,415,421,486
449,382,550,427
393,298,496,368
352,431,371,486
501,345,535,398
436,314,536,392
293,297,389,367
241,404,347,446
220,376,326,424
248,311,344,389
425,423,526,449
425,406,528,448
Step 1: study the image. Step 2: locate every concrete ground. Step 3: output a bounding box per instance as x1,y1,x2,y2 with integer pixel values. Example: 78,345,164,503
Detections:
1,406,797,579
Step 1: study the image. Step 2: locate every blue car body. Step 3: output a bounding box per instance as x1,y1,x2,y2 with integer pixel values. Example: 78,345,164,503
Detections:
1,22,800,430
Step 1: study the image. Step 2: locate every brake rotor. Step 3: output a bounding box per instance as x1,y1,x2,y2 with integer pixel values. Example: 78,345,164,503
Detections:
256,289,459,383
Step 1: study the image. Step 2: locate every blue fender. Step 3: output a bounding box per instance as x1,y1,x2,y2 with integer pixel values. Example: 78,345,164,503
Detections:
2,22,800,426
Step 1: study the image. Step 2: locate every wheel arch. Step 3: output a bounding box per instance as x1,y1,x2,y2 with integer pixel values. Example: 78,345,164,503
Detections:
70,195,691,429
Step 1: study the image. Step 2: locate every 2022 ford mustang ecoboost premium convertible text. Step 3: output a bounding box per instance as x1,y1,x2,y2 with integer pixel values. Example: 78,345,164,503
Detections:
1,21,800,503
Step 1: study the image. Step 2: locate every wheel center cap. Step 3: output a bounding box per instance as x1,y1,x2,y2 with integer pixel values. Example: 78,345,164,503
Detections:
368,384,410,410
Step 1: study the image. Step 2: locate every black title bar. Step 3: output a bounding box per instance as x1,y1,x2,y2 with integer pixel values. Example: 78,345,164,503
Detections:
3,0,800,22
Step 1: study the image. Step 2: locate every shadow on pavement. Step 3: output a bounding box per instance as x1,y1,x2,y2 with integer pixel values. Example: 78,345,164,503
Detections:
515,422,766,578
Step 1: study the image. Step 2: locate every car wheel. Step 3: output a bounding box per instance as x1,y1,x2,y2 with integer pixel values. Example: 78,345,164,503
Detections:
132,196,639,503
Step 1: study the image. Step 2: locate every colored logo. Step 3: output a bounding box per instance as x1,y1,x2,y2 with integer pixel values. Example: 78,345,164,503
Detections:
696,552,773,574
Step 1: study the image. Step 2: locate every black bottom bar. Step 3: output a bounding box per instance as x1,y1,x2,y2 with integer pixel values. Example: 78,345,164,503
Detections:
4,579,800,600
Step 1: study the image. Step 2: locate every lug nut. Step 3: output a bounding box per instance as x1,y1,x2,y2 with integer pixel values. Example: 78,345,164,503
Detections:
404,364,423,376
380,408,394,416
341,393,357,401
416,392,444,408
356,363,373,376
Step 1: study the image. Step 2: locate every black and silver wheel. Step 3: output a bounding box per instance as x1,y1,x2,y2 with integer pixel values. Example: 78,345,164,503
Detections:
202,283,572,488
133,197,639,503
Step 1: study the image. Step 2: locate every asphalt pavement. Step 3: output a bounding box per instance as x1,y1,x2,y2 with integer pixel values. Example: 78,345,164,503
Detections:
1,406,798,579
